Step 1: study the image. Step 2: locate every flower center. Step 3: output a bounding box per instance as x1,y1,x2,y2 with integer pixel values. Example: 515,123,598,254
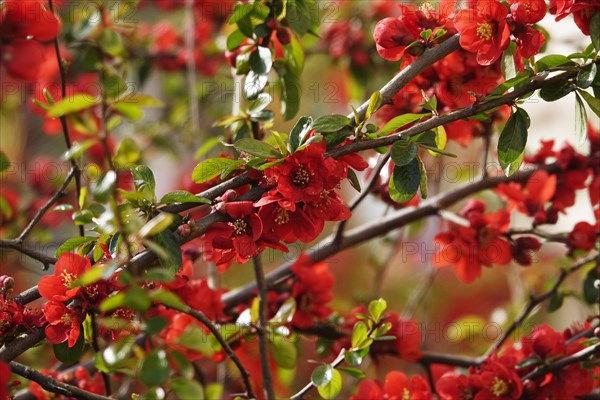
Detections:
274,207,290,225
60,270,77,288
232,218,248,235
292,166,312,186
403,388,411,400
61,314,72,324
490,377,509,397
476,22,494,41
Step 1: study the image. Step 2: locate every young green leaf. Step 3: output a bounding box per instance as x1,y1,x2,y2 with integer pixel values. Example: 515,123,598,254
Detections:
159,191,210,205
192,158,238,183
312,115,352,133
578,89,600,118
317,369,342,399
234,138,283,159
311,364,334,387
289,116,313,152
379,113,428,136
366,91,382,120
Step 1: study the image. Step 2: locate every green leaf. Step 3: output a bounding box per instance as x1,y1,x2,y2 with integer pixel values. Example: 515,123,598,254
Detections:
289,116,313,152
501,42,517,80
269,297,296,325
286,0,312,36
114,137,141,168
192,158,238,183
132,165,156,198
144,317,168,336
366,91,382,120
539,81,575,102
312,115,351,133
227,29,247,51
338,367,366,379
248,93,272,114
112,102,143,121
53,327,85,364
194,137,221,160
417,156,428,199
175,325,215,356
0,151,10,173
344,350,363,366
351,321,369,349
391,139,418,167
284,36,305,76
150,289,186,310
317,369,342,399
63,139,97,161
92,171,117,203
154,230,182,271
234,138,283,159
574,93,588,146
347,169,361,192
576,63,597,89
55,237,97,257
389,159,421,203
379,113,428,136
205,384,223,400
279,65,301,120
590,11,600,51
48,94,100,117
548,291,564,312
244,71,268,100
98,28,124,57
124,286,152,311
498,108,529,174
368,298,387,321
144,268,176,283
139,213,175,238
171,378,205,400
159,190,210,205
140,349,170,387
579,89,600,118
583,266,600,304
268,334,297,369
249,46,273,74
534,54,574,72
311,364,334,387
489,71,533,97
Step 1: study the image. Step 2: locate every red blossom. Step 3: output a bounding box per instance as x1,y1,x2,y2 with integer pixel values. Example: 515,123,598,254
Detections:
290,255,335,328
453,1,511,65
0,361,10,399
568,221,598,252
42,301,83,347
508,0,547,23
351,371,432,400
433,200,512,283
38,253,91,302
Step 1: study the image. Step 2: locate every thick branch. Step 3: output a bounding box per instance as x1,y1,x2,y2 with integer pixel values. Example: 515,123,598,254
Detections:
522,341,600,382
10,361,110,400
0,328,45,362
0,241,57,268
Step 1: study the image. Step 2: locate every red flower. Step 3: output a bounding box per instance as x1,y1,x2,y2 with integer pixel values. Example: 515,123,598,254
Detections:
433,200,512,283
42,301,83,347
203,201,264,269
38,253,91,302
508,0,547,23
257,197,319,244
290,255,335,328
453,1,511,65
550,0,600,35
521,323,566,359
388,314,423,361
351,371,432,400
437,373,478,399
0,0,61,81
568,221,597,251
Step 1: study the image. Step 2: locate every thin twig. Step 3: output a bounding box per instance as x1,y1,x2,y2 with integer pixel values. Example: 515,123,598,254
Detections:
0,240,57,268
333,152,391,244
252,255,276,400
47,0,84,238
164,304,256,399
10,361,111,400
90,313,111,396
290,349,346,400
484,252,599,357
17,167,76,243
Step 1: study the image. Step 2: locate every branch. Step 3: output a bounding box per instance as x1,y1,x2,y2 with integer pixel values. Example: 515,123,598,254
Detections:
522,341,600,382
252,255,276,400
0,240,57,268
290,349,346,400
163,304,257,400
484,252,599,357
16,167,76,243
347,35,461,123
0,328,45,362
9,361,110,400
222,163,563,308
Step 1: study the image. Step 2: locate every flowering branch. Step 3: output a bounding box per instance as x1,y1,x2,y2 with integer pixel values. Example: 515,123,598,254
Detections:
522,341,600,382
9,361,110,400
